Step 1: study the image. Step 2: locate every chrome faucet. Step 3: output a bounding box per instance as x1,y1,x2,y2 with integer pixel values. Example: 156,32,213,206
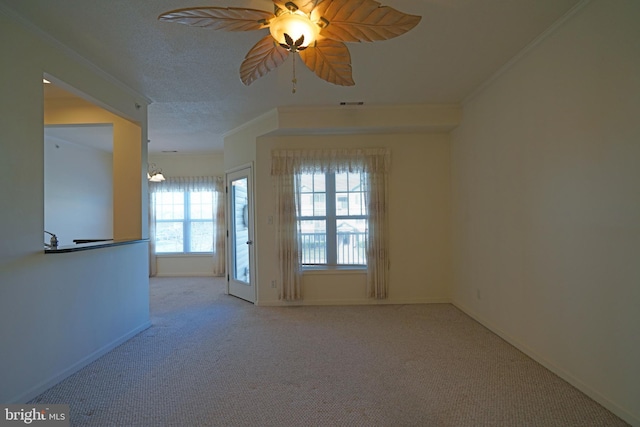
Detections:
44,231,59,248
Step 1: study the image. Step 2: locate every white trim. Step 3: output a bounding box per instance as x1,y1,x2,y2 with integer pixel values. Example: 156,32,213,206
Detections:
7,321,151,404
462,0,592,106
302,267,367,274
156,253,214,258
43,73,146,124
276,104,461,114
223,109,279,139
225,164,257,303
256,298,451,307
225,162,255,176
452,300,638,426
155,273,218,277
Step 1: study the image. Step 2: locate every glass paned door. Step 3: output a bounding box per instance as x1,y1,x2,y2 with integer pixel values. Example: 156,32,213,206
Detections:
232,177,250,283
226,166,255,303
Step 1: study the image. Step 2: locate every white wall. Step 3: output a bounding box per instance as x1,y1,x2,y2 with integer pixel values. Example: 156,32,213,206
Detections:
1,243,149,403
148,152,224,276
45,130,113,246
0,9,149,403
451,0,640,424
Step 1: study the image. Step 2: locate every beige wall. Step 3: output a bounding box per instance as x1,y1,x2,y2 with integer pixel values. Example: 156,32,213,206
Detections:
224,109,278,172
156,110,457,294
148,152,224,276
255,133,452,305
113,120,143,239
451,0,640,424
223,104,459,306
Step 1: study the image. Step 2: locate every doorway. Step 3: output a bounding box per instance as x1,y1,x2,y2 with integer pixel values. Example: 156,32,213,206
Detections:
226,165,256,303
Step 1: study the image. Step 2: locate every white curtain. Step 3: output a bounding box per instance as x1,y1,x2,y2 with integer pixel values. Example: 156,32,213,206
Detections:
149,191,158,277
211,177,226,276
149,176,225,277
271,148,391,300
363,163,390,298
272,172,302,301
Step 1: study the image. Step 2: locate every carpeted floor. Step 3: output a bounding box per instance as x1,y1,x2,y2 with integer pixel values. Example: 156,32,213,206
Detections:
30,277,628,426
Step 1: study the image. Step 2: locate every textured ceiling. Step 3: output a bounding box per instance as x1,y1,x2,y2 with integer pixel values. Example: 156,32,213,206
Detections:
1,0,581,152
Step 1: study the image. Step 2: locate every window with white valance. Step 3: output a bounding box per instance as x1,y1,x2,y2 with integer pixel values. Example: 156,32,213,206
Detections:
271,148,391,301
149,176,225,277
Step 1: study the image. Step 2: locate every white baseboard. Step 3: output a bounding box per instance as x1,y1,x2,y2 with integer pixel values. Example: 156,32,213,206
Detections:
155,273,216,277
256,297,451,307
9,321,152,404
452,300,639,427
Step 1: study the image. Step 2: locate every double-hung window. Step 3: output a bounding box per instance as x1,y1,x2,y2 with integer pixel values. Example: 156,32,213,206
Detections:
298,171,367,266
154,191,214,253
272,148,390,300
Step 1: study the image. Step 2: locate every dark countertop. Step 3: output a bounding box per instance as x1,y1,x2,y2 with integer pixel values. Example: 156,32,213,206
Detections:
45,238,149,254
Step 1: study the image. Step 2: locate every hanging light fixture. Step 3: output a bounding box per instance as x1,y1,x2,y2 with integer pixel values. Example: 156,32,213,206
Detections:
269,3,321,51
147,163,166,182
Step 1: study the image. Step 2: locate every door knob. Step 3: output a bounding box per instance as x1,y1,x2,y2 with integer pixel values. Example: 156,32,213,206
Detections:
246,240,253,245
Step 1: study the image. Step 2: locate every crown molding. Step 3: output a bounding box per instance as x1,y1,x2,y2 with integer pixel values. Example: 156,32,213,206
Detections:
462,0,591,106
223,108,280,139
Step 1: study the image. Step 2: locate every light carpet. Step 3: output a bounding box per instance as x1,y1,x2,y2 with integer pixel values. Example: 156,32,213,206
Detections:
30,277,628,426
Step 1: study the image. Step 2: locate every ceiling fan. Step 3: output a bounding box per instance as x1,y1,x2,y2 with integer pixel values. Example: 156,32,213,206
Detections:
158,0,421,91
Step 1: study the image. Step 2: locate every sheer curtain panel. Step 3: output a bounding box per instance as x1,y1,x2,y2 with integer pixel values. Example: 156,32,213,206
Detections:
149,191,158,277
211,177,226,276
273,172,302,301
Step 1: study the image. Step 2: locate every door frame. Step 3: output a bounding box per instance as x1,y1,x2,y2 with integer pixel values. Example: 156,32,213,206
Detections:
225,163,256,303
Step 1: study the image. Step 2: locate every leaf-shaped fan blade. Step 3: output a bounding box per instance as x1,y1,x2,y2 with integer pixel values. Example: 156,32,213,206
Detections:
158,7,274,31
240,35,290,86
314,0,421,42
273,0,324,15
299,39,354,86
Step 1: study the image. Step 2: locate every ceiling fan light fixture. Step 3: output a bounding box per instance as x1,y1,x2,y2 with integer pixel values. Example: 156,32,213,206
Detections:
158,1,421,88
269,12,319,49
147,163,166,182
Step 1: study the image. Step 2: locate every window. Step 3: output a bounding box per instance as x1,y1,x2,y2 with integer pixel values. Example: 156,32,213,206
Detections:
272,148,390,300
298,171,368,266
154,191,215,253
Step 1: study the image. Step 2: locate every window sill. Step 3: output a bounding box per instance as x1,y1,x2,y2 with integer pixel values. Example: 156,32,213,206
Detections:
302,266,366,275
156,253,213,258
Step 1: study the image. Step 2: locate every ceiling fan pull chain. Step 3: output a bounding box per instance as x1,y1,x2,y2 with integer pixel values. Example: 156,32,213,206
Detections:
292,54,297,94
